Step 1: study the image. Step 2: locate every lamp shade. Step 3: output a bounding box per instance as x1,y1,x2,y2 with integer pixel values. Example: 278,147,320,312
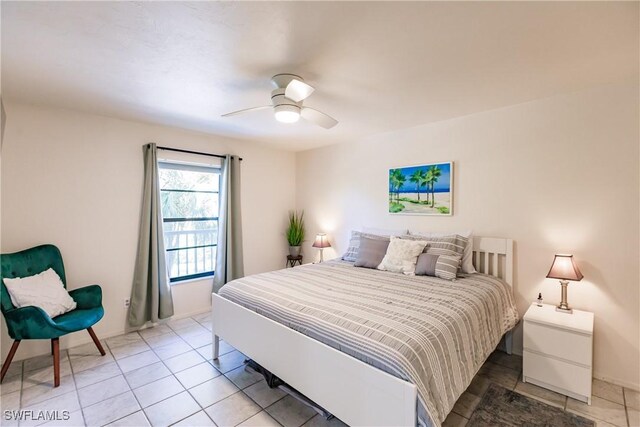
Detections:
546,254,583,281
312,233,331,249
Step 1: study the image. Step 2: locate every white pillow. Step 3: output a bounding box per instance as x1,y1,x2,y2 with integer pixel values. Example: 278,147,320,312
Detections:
362,226,408,237
377,236,429,275
3,268,77,318
409,230,476,274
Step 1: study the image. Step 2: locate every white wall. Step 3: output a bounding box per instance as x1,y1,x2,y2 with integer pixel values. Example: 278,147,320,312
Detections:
1,103,296,361
2,82,638,390
295,81,640,390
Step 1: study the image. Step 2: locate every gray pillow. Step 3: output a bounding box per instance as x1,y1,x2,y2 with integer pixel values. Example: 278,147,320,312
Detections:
415,253,461,280
354,236,390,269
402,234,467,257
342,231,390,262
415,253,439,276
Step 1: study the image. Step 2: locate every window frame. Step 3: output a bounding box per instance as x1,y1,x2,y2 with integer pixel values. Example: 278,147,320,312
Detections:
158,161,221,283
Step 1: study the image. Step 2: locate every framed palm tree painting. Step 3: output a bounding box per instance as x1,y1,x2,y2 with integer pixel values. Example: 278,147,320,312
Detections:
388,162,453,215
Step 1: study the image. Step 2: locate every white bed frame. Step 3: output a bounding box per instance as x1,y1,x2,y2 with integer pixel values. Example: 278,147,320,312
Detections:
211,237,514,427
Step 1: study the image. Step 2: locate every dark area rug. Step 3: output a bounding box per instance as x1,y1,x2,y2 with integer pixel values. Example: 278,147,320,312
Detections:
467,384,595,427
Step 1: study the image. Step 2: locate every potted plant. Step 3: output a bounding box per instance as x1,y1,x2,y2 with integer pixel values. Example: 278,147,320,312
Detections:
286,210,305,257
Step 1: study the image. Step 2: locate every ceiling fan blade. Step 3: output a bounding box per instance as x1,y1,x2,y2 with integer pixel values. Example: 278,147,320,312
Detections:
221,106,271,117
301,107,338,129
285,79,315,102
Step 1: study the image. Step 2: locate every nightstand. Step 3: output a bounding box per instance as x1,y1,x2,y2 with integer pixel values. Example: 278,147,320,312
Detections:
523,303,594,404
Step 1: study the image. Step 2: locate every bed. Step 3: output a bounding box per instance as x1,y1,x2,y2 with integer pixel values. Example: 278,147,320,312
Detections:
211,237,518,427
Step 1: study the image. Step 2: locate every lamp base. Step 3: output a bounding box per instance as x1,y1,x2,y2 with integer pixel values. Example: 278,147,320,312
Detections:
556,280,573,314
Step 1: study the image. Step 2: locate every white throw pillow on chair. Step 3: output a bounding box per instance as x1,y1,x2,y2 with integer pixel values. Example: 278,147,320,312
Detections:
3,268,77,318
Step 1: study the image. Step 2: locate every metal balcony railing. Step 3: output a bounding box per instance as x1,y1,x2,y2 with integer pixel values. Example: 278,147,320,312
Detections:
164,227,217,282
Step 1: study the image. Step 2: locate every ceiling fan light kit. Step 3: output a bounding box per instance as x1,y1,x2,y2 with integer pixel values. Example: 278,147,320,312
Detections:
222,73,338,129
274,104,301,123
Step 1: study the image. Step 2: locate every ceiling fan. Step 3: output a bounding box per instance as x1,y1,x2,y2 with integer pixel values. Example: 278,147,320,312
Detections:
221,73,338,129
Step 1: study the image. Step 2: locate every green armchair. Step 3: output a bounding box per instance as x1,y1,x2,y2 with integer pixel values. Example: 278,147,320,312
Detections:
0,244,106,387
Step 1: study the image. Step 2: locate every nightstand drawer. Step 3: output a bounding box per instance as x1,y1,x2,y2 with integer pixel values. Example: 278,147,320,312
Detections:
524,321,592,366
523,350,592,401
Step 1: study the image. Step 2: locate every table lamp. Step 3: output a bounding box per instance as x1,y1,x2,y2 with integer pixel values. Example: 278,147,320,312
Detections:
546,254,583,314
312,233,331,263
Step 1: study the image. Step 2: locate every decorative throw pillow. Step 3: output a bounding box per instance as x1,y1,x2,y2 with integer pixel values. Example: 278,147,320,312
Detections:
3,268,77,318
354,236,390,269
402,234,467,261
409,230,475,273
342,231,390,262
415,253,462,281
377,236,429,275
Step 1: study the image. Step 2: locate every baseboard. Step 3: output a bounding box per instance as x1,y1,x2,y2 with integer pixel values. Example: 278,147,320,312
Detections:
593,371,640,392
126,307,211,334
510,349,635,391
5,327,124,363
3,307,212,363
7,307,637,394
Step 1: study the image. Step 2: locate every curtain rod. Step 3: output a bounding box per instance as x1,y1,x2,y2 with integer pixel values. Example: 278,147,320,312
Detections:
156,145,243,161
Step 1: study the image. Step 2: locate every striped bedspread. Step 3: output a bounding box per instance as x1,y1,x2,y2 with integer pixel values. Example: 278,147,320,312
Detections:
219,260,519,426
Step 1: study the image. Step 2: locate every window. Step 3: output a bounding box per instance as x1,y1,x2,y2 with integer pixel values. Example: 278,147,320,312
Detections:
159,162,220,283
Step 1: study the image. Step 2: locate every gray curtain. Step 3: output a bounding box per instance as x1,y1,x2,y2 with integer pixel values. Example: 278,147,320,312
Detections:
213,155,244,293
1,98,6,148
129,143,174,327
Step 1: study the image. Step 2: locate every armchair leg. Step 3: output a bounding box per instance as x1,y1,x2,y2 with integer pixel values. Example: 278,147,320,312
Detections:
52,338,60,388
0,340,21,383
87,327,106,356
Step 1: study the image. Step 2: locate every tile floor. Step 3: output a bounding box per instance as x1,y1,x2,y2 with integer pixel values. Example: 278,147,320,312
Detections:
0,312,637,427
443,352,639,427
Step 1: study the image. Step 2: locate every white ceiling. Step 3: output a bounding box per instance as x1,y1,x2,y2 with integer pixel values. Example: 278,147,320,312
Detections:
2,1,638,151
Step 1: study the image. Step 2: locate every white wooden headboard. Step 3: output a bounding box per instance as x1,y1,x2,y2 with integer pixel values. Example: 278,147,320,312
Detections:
472,237,514,287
